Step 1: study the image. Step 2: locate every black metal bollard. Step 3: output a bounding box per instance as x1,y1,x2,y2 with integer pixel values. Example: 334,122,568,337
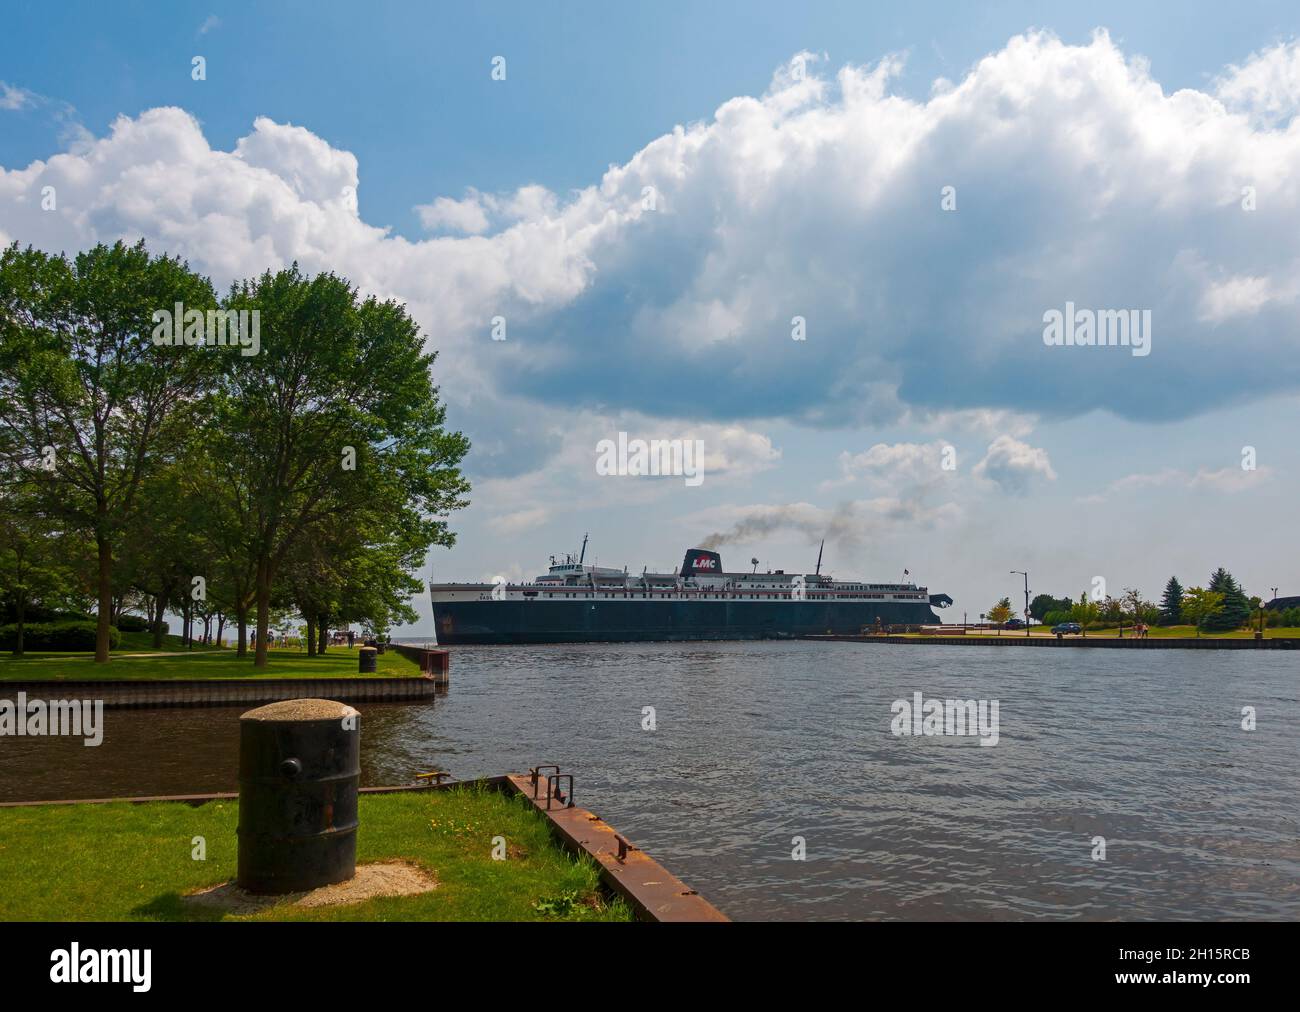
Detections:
358,646,377,673
236,698,360,894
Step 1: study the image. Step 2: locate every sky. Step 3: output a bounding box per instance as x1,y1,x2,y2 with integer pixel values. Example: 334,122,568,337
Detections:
2,1,1299,634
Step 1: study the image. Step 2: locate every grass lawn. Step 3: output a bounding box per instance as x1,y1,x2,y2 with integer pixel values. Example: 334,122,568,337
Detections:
0,787,633,922
0,640,422,682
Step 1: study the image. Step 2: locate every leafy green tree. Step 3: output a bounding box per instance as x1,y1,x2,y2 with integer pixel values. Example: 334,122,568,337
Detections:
1158,576,1183,626
0,501,78,655
0,241,218,661
1248,595,1265,635
1181,586,1225,637
1070,594,1100,637
988,596,1013,633
1205,568,1250,632
1029,594,1071,622
175,431,257,655
206,266,469,667
1099,595,1124,625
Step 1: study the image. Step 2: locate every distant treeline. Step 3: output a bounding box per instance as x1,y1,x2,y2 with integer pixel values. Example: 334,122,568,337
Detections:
1027,569,1292,633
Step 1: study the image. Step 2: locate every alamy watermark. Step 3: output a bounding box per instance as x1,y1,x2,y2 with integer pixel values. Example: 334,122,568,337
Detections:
595,432,705,487
890,691,999,746
1042,302,1151,358
50,944,150,991
151,303,260,357
0,692,104,746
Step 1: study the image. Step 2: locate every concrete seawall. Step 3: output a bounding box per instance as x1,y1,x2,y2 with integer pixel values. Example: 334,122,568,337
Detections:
387,642,450,684
0,675,438,709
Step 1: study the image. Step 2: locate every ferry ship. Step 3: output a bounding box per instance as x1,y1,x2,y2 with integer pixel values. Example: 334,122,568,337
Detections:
429,537,951,644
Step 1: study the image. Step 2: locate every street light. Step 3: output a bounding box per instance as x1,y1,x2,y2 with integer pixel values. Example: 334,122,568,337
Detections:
1010,570,1030,637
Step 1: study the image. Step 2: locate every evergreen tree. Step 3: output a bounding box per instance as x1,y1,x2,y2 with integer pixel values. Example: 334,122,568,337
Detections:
1204,568,1251,631
1158,576,1183,626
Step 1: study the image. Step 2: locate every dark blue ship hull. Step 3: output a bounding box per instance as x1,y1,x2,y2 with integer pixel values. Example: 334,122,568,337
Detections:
433,598,942,644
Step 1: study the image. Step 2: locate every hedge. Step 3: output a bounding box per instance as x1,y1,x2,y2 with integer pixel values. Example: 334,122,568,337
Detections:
0,621,120,651
115,613,150,633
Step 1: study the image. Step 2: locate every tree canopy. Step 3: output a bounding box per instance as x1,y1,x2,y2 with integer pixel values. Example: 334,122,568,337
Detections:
0,241,469,663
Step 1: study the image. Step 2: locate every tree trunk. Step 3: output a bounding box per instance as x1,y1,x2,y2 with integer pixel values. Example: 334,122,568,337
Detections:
236,606,248,657
254,557,270,668
95,530,112,663
14,594,24,657
216,613,226,648
150,593,165,648
306,614,317,657
317,617,328,655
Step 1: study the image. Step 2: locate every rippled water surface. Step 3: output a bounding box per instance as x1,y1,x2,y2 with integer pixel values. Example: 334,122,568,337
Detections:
3,641,1298,920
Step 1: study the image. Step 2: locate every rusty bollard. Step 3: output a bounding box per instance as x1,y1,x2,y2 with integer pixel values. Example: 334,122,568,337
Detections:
358,646,377,673
236,699,360,894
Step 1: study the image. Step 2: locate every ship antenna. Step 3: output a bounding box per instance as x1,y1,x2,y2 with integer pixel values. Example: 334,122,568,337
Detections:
815,539,824,577
751,557,759,574
579,533,588,565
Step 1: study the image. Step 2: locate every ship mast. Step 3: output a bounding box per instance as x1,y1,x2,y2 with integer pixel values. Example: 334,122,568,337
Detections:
815,539,824,576
579,533,588,566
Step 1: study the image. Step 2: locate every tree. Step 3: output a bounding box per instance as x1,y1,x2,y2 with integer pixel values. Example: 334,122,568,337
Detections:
0,497,77,656
0,241,217,661
1030,594,1071,622
1158,576,1183,626
206,266,469,668
1248,595,1264,635
988,597,1013,633
1181,586,1224,637
1070,594,1100,637
1205,568,1250,632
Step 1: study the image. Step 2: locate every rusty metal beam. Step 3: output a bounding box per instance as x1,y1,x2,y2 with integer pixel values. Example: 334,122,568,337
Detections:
503,773,728,923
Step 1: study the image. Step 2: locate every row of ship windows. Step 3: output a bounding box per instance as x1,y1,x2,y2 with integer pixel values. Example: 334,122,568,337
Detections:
476,592,927,600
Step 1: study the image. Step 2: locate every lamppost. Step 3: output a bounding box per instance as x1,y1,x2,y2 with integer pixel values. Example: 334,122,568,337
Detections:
1010,570,1030,637
1263,586,1279,638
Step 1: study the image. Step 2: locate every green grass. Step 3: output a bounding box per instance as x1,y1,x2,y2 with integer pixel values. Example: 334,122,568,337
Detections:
0,643,422,682
117,631,223,652
0,787,633,922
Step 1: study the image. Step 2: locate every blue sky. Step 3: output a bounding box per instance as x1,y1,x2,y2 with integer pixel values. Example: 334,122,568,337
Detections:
3,2,1299,632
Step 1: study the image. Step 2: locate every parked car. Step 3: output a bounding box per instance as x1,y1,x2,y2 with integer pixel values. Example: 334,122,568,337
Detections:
1051,622,1082,635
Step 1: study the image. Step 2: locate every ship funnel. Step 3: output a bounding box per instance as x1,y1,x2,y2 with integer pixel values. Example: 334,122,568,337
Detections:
681,548,723,576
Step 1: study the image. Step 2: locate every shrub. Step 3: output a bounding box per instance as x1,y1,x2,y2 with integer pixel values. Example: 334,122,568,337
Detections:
0,621,120,651
115,613,150,633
